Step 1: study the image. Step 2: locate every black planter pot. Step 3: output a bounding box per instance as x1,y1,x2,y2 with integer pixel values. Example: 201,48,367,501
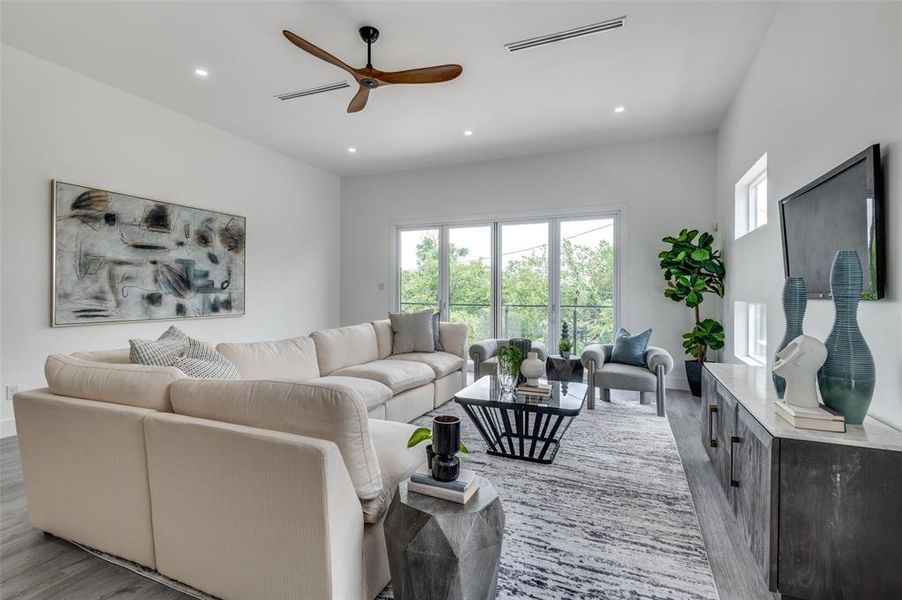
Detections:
685,359,702,397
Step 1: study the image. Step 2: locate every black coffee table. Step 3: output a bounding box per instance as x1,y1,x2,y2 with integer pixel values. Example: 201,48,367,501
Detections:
454,376,586,464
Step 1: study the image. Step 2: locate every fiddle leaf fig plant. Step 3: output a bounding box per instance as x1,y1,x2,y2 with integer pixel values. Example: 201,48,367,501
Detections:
407,428,469,454
659,228,726,363
682,319,725,363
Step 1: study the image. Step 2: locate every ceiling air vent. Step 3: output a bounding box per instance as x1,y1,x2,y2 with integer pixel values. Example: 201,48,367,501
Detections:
274,80,350,101
504,16,626,52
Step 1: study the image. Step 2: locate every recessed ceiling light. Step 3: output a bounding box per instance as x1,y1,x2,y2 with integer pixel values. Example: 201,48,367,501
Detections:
614,106,625,113
464,130,473,136
348,147,357,153
194,68,209,78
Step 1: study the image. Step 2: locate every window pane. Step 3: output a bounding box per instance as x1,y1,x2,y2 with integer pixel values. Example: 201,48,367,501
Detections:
399,229,439,314
755,176,768,227
559,218,616,352
748,303,767,364
449,226,492,349
501,223,548,344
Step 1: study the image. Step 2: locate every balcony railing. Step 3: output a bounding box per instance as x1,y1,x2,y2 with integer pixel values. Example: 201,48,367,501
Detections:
399,301,613,352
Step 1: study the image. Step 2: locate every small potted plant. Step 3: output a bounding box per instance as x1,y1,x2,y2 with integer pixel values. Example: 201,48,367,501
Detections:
559,322,573,359
659,228,726,396
496,345,522,393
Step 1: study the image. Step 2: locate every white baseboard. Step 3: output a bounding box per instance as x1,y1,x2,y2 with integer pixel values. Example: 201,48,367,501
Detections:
0,418,17,439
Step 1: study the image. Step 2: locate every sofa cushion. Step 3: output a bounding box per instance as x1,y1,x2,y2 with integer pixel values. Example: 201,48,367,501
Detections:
438,322,468,359
332,360,435,395
311,323,379,375
388,352,465,378
71,348,131,364
371,319,393,359
361,419,426,523
390,310,435,354
313,376,393,412
216,336,319,380
45,354,184,412
169,377,389,500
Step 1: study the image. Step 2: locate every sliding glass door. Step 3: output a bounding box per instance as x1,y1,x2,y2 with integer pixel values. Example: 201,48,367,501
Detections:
397,213,617,354
500,222,549,344
398,228,440,314
558,217,616,352
448,226,493,349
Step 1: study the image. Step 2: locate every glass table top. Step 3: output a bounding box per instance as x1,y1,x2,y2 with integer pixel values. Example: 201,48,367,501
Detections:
454,376,587,415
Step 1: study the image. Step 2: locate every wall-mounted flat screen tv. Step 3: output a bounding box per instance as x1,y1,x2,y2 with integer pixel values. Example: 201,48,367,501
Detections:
779,144,885,300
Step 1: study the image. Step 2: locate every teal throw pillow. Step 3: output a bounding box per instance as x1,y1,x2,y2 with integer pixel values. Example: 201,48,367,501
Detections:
610,328,652,367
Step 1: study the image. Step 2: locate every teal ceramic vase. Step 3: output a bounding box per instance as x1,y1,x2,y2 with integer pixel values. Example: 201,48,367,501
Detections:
773,277,807,398
817,251,875,424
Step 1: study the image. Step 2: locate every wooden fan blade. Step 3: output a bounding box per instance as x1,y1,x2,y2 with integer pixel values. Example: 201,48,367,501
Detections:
283,30,357,77
375,64,463,85
347,86,370,113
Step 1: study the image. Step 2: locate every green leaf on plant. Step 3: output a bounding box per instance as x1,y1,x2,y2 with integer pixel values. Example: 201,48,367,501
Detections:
458,441,469,454
407,427,432,448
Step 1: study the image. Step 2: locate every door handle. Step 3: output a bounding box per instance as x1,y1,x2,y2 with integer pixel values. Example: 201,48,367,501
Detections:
730,435,740,487
707,405,718,448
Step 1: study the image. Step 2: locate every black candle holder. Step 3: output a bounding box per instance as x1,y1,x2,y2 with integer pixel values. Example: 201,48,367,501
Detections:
431,415,461,482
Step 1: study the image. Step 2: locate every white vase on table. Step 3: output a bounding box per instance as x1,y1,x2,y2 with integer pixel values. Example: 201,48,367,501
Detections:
520,351,545,386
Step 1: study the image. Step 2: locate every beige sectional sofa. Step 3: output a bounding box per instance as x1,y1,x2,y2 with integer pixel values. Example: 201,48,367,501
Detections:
13,319,468,600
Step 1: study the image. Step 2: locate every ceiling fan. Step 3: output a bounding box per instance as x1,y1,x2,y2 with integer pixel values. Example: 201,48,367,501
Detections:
282,26,463,113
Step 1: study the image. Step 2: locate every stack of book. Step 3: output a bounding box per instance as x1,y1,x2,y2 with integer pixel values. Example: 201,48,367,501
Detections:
408,469,480,504
773,401,846,433
516,383,551,398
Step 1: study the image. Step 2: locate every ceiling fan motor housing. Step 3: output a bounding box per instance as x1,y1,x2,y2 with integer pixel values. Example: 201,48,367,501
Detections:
359,26,380,44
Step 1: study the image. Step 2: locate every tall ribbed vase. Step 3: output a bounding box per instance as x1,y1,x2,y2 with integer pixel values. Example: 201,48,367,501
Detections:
773,277,807,398
817,251,875,424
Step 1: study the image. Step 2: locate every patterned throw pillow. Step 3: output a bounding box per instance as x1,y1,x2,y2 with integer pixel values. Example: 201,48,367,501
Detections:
172,338,240,380
130,326,189,366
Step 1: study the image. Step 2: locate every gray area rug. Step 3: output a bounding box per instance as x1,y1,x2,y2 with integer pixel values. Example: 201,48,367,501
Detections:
379,393,718,600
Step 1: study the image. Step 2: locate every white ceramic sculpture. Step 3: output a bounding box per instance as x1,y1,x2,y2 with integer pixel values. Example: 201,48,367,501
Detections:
520,351,545,386
772,335,828,408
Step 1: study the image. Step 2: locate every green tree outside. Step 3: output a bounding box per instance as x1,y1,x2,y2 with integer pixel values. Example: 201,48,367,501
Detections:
400,236,615,352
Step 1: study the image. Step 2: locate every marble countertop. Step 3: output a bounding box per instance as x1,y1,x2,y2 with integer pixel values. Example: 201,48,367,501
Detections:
705,363,902,453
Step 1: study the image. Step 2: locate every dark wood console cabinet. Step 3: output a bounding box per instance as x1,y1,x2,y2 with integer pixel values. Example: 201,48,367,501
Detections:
700,364,902,599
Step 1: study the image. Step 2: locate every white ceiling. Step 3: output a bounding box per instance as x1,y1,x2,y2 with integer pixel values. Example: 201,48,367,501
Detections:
1,1,777,176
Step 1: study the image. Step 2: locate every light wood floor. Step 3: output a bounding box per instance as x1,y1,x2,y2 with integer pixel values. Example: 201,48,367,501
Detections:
0,390,773,600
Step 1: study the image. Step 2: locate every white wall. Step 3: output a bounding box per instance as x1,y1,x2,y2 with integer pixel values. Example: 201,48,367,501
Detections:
341,135,718,388
716,3,902,428
0,46,341,436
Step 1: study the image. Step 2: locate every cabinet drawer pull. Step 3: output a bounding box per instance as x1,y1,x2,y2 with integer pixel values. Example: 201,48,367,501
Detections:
707,405,718,448
730,435,740,487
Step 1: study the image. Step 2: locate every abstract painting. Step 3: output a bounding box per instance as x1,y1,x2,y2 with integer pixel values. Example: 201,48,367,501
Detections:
52,180,246,326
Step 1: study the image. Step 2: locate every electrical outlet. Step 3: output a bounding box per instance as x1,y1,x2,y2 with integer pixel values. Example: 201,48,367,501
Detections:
5,385,21,403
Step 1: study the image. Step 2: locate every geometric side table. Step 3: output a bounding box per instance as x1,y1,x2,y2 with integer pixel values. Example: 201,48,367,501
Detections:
384,478,505,600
